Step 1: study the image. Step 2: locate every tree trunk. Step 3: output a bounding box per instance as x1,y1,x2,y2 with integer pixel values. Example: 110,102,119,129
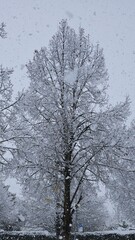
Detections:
62,153,72,240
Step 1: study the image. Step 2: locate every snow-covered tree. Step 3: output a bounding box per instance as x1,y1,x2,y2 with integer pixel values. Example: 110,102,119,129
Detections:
0,66,15,168
12,20,134,240
74,183,109,231
0,23,21,171
22,183,56,231
0,180,19,230
106,121,135,226
20,180,109,232
0,23,24,231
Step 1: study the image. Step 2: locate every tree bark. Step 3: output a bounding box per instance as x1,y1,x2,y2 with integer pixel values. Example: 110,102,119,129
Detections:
62,153,72,240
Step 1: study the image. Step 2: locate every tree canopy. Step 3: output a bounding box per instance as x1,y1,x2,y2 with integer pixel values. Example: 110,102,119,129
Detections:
1,20,135,239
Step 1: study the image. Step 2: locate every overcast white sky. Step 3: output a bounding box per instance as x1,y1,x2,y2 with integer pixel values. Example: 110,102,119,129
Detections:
1,0,135,194
1,0,135,112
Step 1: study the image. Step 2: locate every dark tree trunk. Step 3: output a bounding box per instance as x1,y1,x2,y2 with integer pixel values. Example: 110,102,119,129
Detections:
62,152,72,240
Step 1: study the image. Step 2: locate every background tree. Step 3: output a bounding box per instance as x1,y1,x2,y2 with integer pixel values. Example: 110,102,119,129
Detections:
74,182,109,232
0,22,24,231
21,179,56,232
12,20,135,240
0,23,21,171
0,66,15,169
19,180,109,232
0,180,19,230
106,121,135,227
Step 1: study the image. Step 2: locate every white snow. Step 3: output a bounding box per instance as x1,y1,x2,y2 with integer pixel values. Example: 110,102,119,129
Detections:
5,177,22,198
18,214,25,222
65,176,70,180
77,229,135,236
5,230,52,236
1,229,135,237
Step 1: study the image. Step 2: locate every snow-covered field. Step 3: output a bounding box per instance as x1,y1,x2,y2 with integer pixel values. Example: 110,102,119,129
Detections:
1,229,135,236
77,229,135,236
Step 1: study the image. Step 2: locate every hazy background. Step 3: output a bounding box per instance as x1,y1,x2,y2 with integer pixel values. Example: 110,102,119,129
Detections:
1,0,135,195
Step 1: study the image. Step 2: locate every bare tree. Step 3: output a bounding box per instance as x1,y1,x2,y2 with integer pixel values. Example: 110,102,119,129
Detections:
13,20,134,240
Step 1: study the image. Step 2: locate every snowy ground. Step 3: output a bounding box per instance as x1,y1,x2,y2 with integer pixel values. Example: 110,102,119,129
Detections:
1,229,135,236
78,229,135,236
